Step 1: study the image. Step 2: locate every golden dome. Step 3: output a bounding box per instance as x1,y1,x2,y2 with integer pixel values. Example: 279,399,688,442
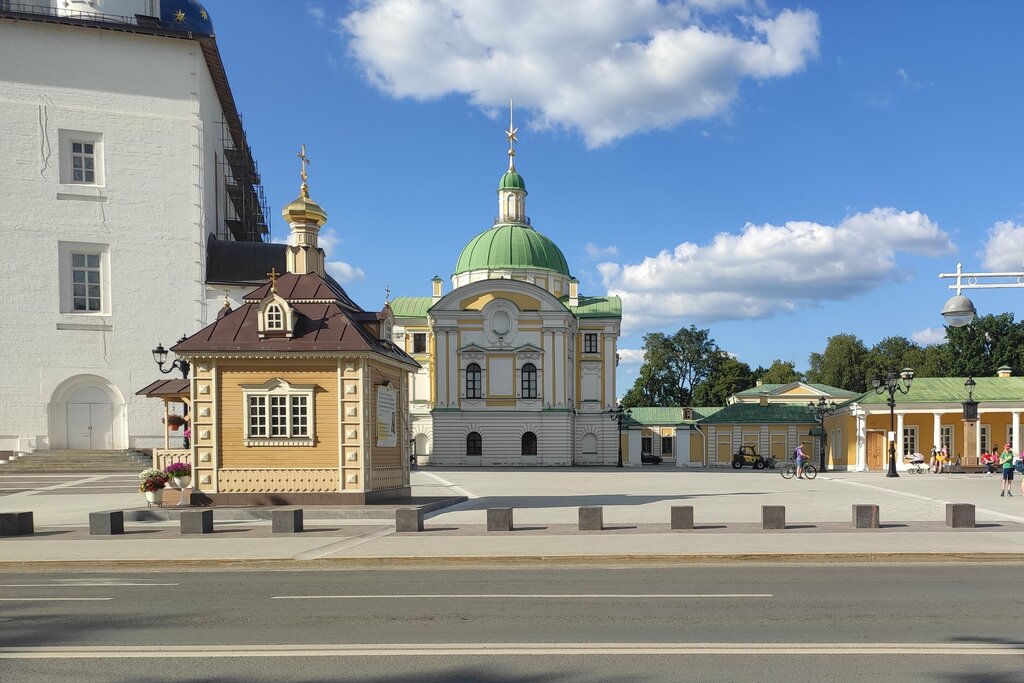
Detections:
281,182,327,227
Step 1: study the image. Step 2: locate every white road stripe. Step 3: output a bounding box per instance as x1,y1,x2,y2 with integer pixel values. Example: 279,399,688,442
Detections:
271,593,773,600
0,642,1021,658
0,598,112,602
0,583,178,588
417,471,479,499
825,476,1024,524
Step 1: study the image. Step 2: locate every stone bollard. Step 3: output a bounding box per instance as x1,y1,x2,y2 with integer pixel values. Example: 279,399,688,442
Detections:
761,505,786,530
89,511,124,536
852,504,880,529
272,509,303,534
0,511,34,536
487,507,514,531
395,507,423,532
180,509,214,535
670,506,694,530
945,503,976,528
579,506,604,531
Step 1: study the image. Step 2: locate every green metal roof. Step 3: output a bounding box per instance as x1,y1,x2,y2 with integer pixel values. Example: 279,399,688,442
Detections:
562,295,622,318
455,224,570,276
390,296,432,319
733,383,859,398
853,376,1024,405
499,170,526,191
697,403,815,424
626,406,722,426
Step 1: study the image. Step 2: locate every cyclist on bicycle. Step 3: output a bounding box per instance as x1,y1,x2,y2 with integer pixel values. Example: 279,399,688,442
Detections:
794,443,807,479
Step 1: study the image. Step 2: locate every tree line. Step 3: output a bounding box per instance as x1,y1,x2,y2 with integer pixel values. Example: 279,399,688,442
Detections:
620,313,1024,409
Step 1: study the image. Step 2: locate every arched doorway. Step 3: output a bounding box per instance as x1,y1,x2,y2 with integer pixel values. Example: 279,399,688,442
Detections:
414,433,430,457
50,376,124,450
581,433,598,465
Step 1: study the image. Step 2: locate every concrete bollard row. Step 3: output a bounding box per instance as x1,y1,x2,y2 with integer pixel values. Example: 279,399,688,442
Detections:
578,506,604,531
395,507,423,532
946,503,975,528
670,506,694,530
487,507,514,531
180,509,213,534
852,504,880,529
272,509,303,534
89,511,124,536
761,505,786,529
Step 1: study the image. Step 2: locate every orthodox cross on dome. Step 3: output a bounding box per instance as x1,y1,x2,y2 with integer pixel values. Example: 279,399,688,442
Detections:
384,285,391,305
297,144,311,196
267,267,279,293
504,98,518,171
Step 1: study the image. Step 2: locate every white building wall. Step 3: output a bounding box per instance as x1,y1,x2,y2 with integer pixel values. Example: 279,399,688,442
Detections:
0,20,227,451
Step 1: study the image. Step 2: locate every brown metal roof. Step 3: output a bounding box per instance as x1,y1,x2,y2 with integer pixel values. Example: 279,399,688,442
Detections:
244,272,362,311
173,273,417,368
136,379,190,398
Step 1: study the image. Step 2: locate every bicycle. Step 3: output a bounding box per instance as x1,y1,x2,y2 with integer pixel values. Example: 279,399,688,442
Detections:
780,460,817,480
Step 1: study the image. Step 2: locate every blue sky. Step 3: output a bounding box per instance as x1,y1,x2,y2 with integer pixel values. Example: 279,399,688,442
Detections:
205,0,1024,390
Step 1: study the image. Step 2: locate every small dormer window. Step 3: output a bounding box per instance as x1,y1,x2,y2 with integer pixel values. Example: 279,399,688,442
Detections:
266,304,283,330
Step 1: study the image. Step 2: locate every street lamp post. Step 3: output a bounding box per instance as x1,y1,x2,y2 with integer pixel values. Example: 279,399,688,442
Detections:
151,336,191,380
609,406,632,468
807,396,837,472
872,367,914,477
939,262,1024,327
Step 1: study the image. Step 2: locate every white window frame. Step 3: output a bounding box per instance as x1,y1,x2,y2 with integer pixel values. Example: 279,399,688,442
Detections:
58,241,110,316
1007,426,1017,451
59,130,104,186
242,379,316,446
940,425,954,453
980,424,991,454
583,333,599,354
903,426,918,457
266,304,283,330
413,333,427,354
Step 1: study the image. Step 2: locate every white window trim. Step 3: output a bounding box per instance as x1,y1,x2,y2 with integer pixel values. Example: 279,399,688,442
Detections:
241,379,316,446
59,129,104,187
903,426,918,457
583,333,599,354
940,425,954,453
980,424,990,454
57,241,110,316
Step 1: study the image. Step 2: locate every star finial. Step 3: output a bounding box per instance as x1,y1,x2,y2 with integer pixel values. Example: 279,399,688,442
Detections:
504,98,518,171
174,9,186,22
297,144,311,195
200,9,208,20
267,267,279,293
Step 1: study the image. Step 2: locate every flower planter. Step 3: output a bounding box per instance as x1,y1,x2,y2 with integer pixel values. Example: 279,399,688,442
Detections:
144,490,159,504
169,424,180,431
173,476,191,489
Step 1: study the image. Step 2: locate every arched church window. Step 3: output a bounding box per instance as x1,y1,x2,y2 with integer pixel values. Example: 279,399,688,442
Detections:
466,363,482,399
521,363,537,399
521,431,537,456
506,193,516,218
467,431,482,456
266,304,283,330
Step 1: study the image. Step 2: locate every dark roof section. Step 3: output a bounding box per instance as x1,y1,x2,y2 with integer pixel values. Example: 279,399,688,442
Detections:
206,238,286,286
173,273,417,369
136,379,190,397
244,271,362,312
697,403,816,424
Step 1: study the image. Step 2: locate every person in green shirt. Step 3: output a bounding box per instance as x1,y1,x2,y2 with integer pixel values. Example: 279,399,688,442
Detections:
999,444,1014,497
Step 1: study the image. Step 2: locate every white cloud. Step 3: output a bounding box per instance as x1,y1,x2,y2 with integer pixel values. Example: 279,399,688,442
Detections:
341,1,819,147
981,220,1024,271
585,243,619,259
327,261,366,283
598,207,955,331
895,67,924,89
617,348,646,366
306,4,325,26
912,327,947,346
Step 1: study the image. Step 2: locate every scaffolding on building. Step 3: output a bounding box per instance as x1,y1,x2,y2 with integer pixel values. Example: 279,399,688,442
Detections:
219,119,270,242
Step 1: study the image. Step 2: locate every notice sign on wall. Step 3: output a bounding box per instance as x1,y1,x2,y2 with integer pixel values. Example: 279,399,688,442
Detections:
376,383,397,448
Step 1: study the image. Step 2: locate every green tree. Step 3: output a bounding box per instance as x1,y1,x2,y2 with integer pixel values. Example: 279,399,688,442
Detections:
806,333,870,392
864,336,927,383
945,313,1024,377
757,359,803,385
693,355,756,406
620,326,721,407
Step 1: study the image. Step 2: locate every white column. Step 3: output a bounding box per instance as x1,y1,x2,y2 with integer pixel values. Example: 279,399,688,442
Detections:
448,331,457,407
1013,411,1021,450
435,331,448,406
855,412,867,471
932,412,942,453
896,412,905,465
973,419,982,463
543,331,553,404
675,427,690,468
603,332,614,408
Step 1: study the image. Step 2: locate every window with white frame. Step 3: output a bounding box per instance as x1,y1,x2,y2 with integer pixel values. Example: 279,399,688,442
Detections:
71,253,102,311
903,426,918,456
521,363,538,399
584,333,598,354
58,242,109,315
59,130,103,185
465,363,482,399
940,426,954,453
1007,426,1017,450
980,425,990,454
266,304,283,330
243,380,315,444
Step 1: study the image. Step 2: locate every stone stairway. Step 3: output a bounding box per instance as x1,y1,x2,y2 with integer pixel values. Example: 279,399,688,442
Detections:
0,449,151,473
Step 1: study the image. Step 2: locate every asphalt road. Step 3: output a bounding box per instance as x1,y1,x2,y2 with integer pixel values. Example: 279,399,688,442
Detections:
2,564,1022,681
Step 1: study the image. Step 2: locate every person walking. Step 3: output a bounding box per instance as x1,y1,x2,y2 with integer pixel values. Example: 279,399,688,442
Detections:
930,446,941,473
794,443,807,479
999,443,1014,496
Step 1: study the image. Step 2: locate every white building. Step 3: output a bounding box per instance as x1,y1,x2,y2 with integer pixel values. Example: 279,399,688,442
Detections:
0,0,278,453
392,128,623,465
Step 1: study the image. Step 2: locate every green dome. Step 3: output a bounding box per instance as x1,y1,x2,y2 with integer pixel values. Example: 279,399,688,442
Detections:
455,224,569,276
499,171,526,191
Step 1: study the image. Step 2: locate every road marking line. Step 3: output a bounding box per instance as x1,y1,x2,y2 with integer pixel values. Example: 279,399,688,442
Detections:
271,593,773,600
417,471,479,500
826,476,1024,524
0,598,112,602
0,583,178,588
1,642,1021,658
291,525,394,561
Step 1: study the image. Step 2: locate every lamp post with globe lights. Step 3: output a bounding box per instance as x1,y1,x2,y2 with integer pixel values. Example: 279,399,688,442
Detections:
609,405,632,468
872,368,914,477
939,262,1024,328
808,396,837,472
